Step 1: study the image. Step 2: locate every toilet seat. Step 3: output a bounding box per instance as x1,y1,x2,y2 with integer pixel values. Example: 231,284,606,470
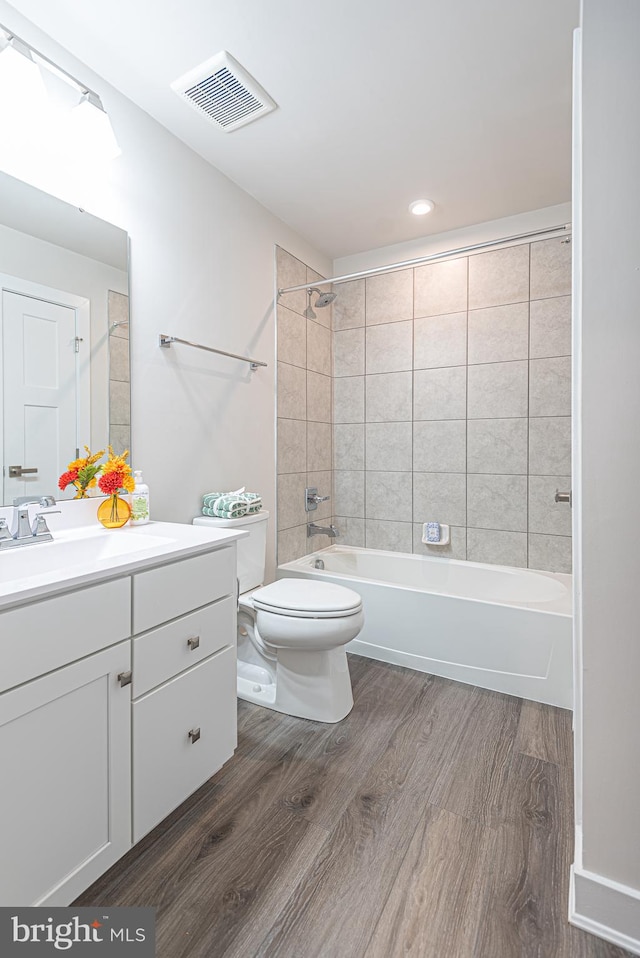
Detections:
252,579,362,619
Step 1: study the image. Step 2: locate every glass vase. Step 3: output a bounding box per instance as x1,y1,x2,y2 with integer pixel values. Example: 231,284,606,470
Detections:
97,494,131,529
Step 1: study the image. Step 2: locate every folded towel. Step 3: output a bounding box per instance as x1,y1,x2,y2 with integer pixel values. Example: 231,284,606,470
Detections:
202,507,247,520
241,493,262,514
202,494,248,518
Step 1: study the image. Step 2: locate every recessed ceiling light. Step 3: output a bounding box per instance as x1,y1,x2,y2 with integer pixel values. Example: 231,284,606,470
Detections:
409,199,435,216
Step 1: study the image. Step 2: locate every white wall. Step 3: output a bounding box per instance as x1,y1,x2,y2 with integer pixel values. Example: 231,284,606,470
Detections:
0,1,330,581
0,223,127,452
570,1,640,952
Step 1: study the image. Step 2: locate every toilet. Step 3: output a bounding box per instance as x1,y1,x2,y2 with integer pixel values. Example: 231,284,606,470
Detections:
193,511,364,723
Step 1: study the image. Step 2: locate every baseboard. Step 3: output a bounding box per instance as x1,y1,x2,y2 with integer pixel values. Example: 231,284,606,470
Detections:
570,864,640,956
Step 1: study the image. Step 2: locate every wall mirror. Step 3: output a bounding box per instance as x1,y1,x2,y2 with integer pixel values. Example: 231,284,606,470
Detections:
0,171,129,505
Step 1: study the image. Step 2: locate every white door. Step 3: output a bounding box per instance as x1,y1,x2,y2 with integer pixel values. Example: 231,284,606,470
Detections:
2,290,78,502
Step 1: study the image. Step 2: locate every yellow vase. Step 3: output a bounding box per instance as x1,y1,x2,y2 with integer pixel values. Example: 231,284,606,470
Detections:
97,494,131,529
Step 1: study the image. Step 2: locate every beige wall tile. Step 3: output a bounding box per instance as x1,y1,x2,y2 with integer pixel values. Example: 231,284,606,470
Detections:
529,357,571,417
365,269,413,325
277,362,306,420
468,302,529,364
333,279,365,330
334,423,365,469
467,529,527,567
414,311,467,369
530,237,572,300
365,422,412,472
529,475,572,536
109,425,130,456
366,471,412,521
334,327,365,377
307,320,331,376
277,525,308,565
529,417,571,475
366,320,413,373
365,519,413,553
413,420,466,473
307,421,332,472
413,523,467,560
529,296,572,358
467,474,528,532
467,361,528,419
334,470,365,517
334,376,364,423
109,335,130,382
307,371,331,423
277,247,307,316
277,417,306,474
277,304,306,367
414,256,468,318
109,380,130,425
528,533,572,573
277,473,308,530
467,418,528,474
413,472,466,526
468,244,530,309
334,516,365,547
365,371,412,422
414,366,467,421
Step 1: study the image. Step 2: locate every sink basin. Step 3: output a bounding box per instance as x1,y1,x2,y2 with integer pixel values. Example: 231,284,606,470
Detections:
0,527,175,586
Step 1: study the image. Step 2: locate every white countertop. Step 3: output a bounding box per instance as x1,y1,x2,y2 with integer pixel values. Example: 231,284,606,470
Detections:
0,519,246,612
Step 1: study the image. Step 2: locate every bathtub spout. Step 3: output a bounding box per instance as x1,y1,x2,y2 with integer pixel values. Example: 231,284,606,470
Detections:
308,522,340,539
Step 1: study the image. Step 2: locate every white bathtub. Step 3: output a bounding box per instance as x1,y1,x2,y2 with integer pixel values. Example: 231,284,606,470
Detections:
277,545,573,708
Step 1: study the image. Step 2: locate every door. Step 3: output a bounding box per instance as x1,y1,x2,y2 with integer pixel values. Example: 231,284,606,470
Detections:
2,289,78,502
0,640,132,906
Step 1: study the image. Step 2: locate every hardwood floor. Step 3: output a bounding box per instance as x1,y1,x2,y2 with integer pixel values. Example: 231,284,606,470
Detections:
76,655,632,958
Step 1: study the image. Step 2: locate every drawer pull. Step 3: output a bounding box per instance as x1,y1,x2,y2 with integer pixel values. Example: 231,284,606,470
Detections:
187,635,200,651
188,727,201,744
117,670,132,688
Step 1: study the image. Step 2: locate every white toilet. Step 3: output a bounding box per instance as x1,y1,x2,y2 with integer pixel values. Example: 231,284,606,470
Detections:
193,511,364,723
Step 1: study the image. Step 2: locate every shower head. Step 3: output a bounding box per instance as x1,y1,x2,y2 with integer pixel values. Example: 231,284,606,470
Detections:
304,287,337,319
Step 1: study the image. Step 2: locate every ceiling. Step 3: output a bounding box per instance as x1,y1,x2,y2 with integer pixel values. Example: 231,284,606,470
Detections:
7,0,579,258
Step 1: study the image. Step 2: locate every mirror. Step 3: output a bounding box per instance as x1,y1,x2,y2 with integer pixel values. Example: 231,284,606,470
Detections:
0,171,129,505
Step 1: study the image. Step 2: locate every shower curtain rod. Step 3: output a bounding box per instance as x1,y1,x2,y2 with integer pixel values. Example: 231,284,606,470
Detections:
278,223,571,294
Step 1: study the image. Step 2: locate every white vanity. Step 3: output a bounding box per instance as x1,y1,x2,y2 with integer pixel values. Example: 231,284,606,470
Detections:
0,509,244,907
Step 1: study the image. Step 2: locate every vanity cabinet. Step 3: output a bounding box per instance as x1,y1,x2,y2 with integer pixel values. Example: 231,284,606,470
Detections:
0,541,238,906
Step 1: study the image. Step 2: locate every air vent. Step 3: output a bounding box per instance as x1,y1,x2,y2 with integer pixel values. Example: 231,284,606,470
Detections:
171,51,276,132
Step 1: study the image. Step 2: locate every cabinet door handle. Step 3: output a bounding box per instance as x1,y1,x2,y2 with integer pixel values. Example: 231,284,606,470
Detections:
187,635,200,651
188,727,201,744
117,670,132,687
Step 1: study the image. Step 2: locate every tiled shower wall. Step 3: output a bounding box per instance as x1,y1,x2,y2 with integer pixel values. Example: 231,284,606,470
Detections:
332,238,572,572
276,247,335,563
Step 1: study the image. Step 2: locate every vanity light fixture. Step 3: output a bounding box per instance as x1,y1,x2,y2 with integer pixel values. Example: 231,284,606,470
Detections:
0,23,121,160
409,198,435,216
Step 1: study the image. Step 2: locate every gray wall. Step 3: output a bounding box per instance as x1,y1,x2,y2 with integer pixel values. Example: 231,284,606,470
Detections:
332,238,572,572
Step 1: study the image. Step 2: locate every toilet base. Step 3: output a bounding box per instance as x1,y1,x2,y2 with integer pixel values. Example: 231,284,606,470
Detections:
237,647,353,723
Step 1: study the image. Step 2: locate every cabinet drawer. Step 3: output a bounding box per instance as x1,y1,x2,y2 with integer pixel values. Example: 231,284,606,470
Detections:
133,596,235,697
133,547,236,634
132,646,237,842
0,578,131,694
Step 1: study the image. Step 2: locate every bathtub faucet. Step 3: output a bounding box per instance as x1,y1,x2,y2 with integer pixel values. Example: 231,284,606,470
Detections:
307,522,340,539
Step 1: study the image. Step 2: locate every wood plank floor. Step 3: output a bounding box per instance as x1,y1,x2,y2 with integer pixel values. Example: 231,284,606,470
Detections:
76,655,632,958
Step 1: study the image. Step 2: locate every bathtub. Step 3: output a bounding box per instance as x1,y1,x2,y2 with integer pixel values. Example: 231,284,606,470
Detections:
277,545,573,708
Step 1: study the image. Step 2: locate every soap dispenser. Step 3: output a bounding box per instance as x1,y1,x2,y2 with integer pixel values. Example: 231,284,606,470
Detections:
131,470,150,525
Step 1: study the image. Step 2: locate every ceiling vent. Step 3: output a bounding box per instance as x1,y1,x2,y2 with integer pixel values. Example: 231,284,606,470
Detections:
171,51,276,132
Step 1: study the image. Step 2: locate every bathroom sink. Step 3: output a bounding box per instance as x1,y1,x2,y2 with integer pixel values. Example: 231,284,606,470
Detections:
0,527,175,586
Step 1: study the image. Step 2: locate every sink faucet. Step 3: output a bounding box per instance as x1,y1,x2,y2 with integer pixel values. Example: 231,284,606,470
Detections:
307,522,340,539
0,495,60,550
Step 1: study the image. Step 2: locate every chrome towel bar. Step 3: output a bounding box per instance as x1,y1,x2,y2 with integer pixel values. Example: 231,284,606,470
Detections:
159,334,267,370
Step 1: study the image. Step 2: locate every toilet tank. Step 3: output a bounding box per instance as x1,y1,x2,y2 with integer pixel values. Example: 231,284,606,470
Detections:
193,511,269,593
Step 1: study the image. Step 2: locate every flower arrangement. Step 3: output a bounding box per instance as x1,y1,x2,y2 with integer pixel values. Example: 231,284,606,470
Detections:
98,446,135,497
58,446,105,499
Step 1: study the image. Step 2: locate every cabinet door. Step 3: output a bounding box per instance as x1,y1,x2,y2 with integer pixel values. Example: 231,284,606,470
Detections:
133,646,237,842
0,640,132,906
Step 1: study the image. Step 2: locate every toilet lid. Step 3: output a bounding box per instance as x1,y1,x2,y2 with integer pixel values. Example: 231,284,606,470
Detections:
252,579,362,618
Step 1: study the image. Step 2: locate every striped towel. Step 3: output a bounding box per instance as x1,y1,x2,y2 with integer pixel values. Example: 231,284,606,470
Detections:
202,493,247,518
241,493,262,514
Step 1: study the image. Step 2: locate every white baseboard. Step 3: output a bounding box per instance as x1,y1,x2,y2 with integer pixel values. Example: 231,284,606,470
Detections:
570,864,640,956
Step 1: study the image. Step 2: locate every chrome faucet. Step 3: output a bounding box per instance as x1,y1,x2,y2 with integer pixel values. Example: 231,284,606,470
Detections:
0,495,60,550
307,522,339,539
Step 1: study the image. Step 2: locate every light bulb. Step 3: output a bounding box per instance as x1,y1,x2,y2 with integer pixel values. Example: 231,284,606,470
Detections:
409,199,435,216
